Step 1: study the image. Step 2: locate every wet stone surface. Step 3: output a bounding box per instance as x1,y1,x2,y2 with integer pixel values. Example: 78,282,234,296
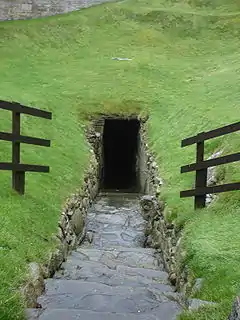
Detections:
27,194,181,320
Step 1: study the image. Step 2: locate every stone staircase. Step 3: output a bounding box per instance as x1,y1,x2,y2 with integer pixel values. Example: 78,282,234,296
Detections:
27,194,181,320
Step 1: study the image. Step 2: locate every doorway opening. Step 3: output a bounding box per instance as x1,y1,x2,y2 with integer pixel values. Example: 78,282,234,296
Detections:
101,118,140,192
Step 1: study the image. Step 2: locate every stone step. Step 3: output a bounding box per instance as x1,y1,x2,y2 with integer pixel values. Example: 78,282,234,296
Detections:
85,215,145,232
54,271,171,289
86,212,132,225
67,247,162,270
54,257,168,288
54,259,168,283
38,279,179,315
76,246,155,253
87,230,145,248
27,308,179,320
116,264,168,279
94,194,141,208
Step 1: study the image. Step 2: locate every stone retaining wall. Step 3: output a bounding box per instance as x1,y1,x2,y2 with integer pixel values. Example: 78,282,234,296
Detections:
137,117,161,195
0,0,113,21
138,129,194,298
22,147,100,308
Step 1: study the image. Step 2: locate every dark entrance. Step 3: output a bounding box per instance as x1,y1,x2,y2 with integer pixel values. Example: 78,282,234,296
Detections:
101,119,140,192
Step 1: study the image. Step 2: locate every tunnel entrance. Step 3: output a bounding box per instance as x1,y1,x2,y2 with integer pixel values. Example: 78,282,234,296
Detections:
101,118,140,192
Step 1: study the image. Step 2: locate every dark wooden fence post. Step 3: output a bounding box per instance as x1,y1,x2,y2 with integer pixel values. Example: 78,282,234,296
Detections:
180,122,240,209
194,135,207,209
1,100,52,194
12,111,25,194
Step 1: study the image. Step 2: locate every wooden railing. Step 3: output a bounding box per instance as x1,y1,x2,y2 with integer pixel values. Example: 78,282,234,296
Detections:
0,100,52,194
180,121,240,209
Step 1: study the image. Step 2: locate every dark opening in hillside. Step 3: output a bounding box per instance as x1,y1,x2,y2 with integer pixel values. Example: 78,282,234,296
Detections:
101,119,140,192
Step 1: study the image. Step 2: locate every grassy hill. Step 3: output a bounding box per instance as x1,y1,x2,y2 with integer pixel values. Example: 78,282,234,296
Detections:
0,0,239,319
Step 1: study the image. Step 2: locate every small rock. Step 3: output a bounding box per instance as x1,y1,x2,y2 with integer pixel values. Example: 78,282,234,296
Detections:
70,209,85,236
25,308,42,319
152,161,157,168
56,227,64,241
47,248,65,277
0,246,9,251
155,177,163,186
66,210,74,217
86,231,94,243
163,292,186,307
188,298,216,311
169,272,177,285
58,214,67,229
191,278,204,295
21,263,45,308
140,195,158,220
112,57,132,61
156,186,161,196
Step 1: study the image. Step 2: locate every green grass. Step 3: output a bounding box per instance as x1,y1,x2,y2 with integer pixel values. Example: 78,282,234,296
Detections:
0,0,239,319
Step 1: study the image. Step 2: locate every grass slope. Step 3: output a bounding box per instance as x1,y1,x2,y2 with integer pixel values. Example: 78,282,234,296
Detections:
0,0,239,319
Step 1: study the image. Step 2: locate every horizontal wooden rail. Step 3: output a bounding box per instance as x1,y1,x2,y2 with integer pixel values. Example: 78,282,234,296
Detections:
180,120,240,209
181,152,240,173
180,182,240,198
0,163,49,173
1,100,52,194
0,132,51,147
0,100,52,119
182,121,240,147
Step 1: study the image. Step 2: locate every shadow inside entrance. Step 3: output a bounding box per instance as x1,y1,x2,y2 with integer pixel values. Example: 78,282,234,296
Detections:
101,118,140,193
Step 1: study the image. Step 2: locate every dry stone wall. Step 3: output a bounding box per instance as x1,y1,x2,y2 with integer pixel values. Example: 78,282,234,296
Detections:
22,150,99,308
138,128,205,310
0,0,113,21
138,134,189,291
136,118,162,195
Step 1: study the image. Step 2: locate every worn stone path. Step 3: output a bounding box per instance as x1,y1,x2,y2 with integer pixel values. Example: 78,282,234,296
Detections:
28,193,181,319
